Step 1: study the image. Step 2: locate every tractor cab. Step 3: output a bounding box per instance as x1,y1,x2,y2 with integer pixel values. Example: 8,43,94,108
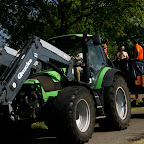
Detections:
48,34,109,88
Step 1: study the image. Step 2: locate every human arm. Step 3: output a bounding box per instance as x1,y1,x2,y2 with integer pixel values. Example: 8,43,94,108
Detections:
135,46,139,59
125,52,129,59
71,56,82,60
75,56,82,60
116,52,120,60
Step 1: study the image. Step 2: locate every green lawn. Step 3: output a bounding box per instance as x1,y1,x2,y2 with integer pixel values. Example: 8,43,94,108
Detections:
32,122,48,129
131,139,144,144
131,99,144,112
131,107,144,112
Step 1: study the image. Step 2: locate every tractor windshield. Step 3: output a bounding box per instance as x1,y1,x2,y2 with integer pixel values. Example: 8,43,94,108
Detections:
48,35,84,70
48,35,83,55
87,39,107,88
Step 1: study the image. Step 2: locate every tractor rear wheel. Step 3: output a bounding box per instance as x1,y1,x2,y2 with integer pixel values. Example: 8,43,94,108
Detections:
54,86,96,144
98,75,131,130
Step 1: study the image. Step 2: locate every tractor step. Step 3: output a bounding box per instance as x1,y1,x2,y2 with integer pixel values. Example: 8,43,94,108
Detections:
97,106,103,108
96,116,106,119
94,92,105,116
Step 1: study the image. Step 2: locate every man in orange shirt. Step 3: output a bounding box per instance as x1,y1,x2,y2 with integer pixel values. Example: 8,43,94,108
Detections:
133,40,143,60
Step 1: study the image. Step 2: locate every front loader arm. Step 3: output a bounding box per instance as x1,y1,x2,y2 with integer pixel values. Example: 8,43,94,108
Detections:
0,46,18,67
0,36,74,105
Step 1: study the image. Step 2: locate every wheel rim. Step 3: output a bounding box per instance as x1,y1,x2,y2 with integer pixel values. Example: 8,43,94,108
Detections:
75,99,90,132
116,87,128,120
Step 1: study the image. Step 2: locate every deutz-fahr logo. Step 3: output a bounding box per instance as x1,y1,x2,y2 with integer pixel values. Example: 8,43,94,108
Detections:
18,59,32,79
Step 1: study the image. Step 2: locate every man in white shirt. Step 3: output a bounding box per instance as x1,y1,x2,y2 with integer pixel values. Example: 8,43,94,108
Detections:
72,49,83,82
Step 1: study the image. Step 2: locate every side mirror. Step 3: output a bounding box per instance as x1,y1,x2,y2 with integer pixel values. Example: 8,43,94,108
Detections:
93,34,101,45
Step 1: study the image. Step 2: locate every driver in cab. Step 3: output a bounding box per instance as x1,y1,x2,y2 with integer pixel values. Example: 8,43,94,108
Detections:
71,49,83,82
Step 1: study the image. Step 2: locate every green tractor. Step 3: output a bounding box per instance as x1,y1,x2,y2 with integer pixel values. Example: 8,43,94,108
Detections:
0,33,131,144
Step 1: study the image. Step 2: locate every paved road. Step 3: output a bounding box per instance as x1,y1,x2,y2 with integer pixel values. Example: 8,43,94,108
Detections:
4,109,144,144
87,109,144,144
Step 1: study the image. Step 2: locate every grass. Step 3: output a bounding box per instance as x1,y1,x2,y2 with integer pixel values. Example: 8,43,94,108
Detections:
131,107,144,112
31,122,48,130
131,99,144,112
131,139,144,144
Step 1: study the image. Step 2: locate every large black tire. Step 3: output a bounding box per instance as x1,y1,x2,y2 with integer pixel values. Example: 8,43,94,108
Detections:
98,74,131,130
54,86,96,144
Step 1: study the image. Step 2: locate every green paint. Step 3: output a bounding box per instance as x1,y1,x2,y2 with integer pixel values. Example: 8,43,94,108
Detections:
24,79,40,84
24,79,58,99
96,67,111,89
47,71,61,82
44,90,60,99
24,79,47,99
41,68,66,82
48,34,92,40
24,68,65,99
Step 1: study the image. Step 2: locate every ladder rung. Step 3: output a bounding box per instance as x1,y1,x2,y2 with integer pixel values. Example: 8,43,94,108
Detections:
97,106,103,108
96,116,106,119
95,96,99,98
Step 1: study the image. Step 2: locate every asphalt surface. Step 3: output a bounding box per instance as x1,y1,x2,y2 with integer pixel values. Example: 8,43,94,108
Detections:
4,109,144,144
87,109,144,144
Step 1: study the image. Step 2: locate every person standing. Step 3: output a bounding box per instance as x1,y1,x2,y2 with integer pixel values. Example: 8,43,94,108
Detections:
116,45,129,60
133,39,143,60
102,44,109,58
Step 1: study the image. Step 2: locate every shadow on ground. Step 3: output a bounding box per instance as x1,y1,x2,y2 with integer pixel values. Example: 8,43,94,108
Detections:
1,129,58,144
2,125,112,144
3,113,144,144
94,126,116,133
131,113,144,119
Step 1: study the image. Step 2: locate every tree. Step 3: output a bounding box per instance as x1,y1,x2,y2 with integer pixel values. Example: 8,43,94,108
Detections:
0,0,144,59
0,0,101,48
92,0,144,58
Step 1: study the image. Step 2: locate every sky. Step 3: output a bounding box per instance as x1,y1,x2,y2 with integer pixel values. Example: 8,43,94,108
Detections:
0,25,10,46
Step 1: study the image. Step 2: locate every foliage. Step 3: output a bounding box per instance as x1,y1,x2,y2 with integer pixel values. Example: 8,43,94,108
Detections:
0,0,144,58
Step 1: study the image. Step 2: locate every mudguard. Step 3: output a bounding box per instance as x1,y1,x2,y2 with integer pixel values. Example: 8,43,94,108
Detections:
102,68,124,87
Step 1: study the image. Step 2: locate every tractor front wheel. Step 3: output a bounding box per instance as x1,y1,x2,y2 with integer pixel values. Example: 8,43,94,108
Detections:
55,86,96,144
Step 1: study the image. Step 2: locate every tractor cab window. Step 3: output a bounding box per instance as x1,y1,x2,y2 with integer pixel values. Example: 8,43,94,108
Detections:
48,36,82,56
87,40,106,88
48,36,83,68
